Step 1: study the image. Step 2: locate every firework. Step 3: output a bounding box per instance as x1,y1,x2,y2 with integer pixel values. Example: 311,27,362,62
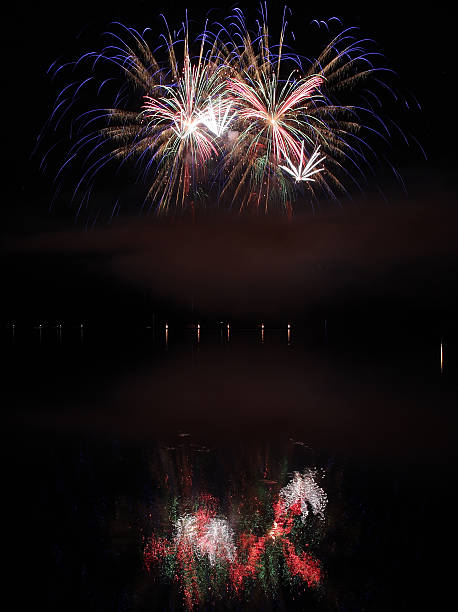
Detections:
199,96,236,138
174,511,237,565
43,6,408,218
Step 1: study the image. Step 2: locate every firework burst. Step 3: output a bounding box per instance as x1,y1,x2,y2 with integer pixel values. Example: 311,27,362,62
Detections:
174,511,237,566
279,469,328,523
42,6,412,218
279,143,326,182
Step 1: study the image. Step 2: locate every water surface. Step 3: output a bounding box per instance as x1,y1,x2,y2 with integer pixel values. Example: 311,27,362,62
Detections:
5,322,457,611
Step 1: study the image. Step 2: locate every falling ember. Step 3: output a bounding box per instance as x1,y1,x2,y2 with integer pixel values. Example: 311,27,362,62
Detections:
441,341,444,373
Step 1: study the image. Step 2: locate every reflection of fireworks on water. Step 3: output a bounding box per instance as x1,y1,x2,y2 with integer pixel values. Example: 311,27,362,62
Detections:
43,5,413,217
144,468,327,609
174,511,237,566
280,469,328,523
199,517,237,565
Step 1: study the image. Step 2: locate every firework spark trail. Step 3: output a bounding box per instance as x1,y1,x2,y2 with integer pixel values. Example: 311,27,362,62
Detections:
279,143,326,182
141,58,220,160
226,73,323,162
198,96,236,137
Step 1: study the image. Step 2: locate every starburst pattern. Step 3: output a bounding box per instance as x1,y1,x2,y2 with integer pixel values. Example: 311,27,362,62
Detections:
199,96,236,137
43,6,411,218
279,143,325,182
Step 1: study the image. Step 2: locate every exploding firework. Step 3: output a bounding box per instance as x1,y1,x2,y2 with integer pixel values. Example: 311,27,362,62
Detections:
43,6,412,218
279,143,326,183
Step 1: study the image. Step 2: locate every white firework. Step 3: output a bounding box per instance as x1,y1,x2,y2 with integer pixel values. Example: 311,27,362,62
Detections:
280,470,327,523
173,513,236,565
199,96,235,137
279,143,325,182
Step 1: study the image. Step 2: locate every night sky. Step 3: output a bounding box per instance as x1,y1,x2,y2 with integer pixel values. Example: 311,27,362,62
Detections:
2,2,456,328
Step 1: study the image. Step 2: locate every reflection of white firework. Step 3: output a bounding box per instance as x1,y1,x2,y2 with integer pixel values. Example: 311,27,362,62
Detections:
175,514,199,548
199,518,236,565
174,513,236,565
280,470,327,523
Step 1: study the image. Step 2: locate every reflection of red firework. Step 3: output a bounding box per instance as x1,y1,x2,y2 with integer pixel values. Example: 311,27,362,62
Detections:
230,497,321,592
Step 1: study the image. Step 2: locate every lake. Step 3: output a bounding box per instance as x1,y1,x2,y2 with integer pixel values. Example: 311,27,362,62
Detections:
4,320,457,611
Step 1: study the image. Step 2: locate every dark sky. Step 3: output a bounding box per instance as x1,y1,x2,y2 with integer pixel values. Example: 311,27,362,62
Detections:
2,2,457,323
